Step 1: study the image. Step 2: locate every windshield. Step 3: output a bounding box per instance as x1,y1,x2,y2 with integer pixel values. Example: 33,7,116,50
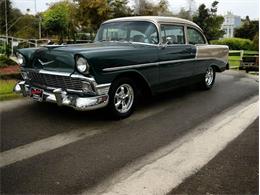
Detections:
95,21,159,44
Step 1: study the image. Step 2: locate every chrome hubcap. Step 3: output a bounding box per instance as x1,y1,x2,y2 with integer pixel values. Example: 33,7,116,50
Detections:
205,67,214,86
114,84,134,113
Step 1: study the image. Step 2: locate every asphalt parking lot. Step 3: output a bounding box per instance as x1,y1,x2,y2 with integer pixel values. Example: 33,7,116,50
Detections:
0,70,259,194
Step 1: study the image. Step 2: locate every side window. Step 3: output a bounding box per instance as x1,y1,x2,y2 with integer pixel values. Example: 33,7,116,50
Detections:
130,30,146,43
187,27,206,45
161,25,185,44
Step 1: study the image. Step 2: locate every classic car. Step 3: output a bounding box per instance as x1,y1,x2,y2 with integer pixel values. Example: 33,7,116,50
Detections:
14,16,229,118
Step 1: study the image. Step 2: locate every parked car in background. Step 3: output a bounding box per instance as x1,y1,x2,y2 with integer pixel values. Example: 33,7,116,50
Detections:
14,16,229,118
239,51,259,73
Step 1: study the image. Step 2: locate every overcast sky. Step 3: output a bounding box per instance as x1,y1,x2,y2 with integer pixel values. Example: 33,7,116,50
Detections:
12,0,259,19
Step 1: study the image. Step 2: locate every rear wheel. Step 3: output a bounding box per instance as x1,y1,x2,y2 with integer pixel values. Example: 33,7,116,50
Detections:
201,66,216,90
108,78,137,119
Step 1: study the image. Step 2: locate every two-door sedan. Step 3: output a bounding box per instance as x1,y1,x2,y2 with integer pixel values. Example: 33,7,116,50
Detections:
14,16,229,118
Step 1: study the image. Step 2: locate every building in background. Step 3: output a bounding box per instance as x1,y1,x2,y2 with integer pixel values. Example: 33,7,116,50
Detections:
222,12,241,38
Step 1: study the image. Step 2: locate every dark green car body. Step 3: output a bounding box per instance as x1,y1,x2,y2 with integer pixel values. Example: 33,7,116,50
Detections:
14,16,229,114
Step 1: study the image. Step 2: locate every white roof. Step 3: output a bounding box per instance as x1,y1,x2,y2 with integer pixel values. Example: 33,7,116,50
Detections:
104,16,203,32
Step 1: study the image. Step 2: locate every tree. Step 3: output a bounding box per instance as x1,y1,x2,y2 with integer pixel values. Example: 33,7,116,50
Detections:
109,0,133,18
193,1,225,41
135,0,173,16
0,0,23,35
42,1,77,43
76,0,110,33
13,14,38,39
178,8,191,20
234,16,259,40
75,0,133,33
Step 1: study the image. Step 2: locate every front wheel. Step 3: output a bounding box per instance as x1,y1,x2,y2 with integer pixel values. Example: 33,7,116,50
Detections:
108,78,137,119
201,66,216,90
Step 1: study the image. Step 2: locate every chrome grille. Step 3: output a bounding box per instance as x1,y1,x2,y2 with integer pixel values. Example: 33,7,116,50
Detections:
28,72,83,91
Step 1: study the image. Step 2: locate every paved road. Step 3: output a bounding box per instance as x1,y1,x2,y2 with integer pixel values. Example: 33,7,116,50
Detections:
170,118,259,195
0,70,258,194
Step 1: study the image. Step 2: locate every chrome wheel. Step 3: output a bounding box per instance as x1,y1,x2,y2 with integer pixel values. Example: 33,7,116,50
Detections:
114,84,134,114
205,67,214,86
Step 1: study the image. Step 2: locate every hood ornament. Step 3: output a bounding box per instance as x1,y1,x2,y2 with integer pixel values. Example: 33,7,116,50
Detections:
38,59,54,66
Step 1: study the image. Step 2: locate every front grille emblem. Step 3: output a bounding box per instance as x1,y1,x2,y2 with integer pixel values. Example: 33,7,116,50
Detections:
38,59,54,66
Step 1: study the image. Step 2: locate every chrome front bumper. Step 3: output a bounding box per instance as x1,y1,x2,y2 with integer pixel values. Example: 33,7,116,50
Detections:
14,81,109,111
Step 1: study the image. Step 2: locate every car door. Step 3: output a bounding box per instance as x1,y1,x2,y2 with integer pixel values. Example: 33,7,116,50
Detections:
158,24,195,91
186,26,208,76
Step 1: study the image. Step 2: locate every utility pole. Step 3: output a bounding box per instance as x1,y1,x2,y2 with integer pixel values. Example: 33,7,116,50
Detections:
187,0,194,20
39,16,41,39
5,0,8,49
135,0,140,15
35,0,41,40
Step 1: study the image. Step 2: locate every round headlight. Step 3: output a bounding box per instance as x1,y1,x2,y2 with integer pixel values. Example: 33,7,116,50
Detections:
76,57,89,74
16,53,25,65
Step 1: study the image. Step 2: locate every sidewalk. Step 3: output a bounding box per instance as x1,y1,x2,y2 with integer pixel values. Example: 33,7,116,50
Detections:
169,118,259,195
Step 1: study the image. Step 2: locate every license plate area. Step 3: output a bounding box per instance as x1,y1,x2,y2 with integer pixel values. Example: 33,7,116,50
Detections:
30,87,43,102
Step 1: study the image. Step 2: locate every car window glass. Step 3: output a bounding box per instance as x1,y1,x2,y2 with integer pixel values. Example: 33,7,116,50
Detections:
161,25,185,44
187,27,206,44
130,30,146,43
96,21,159,44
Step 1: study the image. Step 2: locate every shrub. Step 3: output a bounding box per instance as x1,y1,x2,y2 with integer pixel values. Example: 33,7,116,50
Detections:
0,45,5,54
0,55,17,67
210,38,255,50
252,34,259,51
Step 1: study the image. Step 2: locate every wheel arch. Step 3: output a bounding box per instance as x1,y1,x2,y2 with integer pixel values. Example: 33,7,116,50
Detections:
210,64,221,72
111,70,152,97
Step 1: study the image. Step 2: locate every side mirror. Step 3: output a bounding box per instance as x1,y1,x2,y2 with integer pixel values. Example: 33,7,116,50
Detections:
160,37,173,49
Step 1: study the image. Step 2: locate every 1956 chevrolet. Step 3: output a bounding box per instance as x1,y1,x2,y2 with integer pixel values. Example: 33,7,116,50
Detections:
14,16,229,118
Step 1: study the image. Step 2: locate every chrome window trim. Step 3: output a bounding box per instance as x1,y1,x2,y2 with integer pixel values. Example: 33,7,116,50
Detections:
97,20,206,46
158,22,186,45
96,20,161,46
186,25,208,44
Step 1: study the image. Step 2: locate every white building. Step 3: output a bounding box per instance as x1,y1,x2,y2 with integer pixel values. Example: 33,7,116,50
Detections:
222,12,241,38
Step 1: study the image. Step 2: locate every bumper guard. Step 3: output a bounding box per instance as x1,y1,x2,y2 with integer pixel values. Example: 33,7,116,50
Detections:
14,81,109,111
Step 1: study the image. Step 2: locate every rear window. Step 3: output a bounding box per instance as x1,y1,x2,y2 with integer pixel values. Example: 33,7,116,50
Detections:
187,27,206,45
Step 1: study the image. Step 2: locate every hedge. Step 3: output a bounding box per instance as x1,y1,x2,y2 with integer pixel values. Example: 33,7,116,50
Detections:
210,38,256,51
0,55,17,68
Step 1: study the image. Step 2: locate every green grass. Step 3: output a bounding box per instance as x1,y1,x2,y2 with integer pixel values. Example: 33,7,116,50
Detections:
228,56,241,69
0,80,21,101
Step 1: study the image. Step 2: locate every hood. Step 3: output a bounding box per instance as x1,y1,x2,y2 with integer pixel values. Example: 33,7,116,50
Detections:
19,42,136,73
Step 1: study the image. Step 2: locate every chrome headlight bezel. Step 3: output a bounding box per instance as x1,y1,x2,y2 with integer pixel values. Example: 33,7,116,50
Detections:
75,56,89,74
16,52,25,65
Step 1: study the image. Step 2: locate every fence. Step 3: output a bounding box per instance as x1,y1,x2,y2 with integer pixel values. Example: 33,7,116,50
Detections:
228,50,259,70
0,35,94,56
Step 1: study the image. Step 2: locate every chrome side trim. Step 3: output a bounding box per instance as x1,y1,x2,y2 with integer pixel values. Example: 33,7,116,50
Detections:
159,58,195,65
103,62,159,71
102,58,226,72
